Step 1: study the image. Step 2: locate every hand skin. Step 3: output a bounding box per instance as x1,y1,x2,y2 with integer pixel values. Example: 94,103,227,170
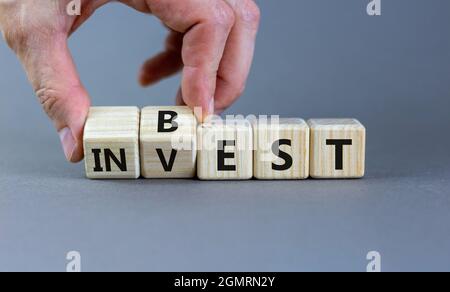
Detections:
0,0,260,162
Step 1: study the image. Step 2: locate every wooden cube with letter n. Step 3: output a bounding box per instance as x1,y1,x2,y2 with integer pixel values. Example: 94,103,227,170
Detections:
253,118,310,179
197,119,253,180
308,119,366,179
83,107,140,179
140,106,197,178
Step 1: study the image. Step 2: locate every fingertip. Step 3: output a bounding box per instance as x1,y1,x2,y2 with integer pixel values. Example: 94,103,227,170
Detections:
58,127,82,163
58,95,89,163
175,89,215,123
138,59,160,87
181,66,217,122
192,98,214,123
139,50,183,87
69,143,85,163
138,70,154,87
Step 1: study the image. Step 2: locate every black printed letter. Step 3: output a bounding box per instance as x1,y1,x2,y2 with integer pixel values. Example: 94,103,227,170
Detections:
326,139,352,170
156,149,178,172
218,140,236,171
92,149,103,172
104,149,127,172
158,111,178,133
272,139,293,171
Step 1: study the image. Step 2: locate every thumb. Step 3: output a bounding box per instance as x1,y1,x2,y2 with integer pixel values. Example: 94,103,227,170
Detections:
19,36,90,163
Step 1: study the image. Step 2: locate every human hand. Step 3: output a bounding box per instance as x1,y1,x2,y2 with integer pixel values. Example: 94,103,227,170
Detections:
0,0,260,162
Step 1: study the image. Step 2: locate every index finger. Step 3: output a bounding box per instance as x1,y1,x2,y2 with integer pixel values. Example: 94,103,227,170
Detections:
146,0,236,120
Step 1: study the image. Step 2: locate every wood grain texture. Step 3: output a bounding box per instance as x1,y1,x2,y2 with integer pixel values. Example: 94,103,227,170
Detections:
83,107,140,179
140,106,197,178
308,119,365,179
253,118,310,180
197,119,253,180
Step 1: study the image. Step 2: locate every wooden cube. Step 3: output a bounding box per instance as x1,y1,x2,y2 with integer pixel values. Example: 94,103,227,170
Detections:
83,107,140,179
197,119,253,180
308,119,366,179
140,106,197,178
253,118,310,180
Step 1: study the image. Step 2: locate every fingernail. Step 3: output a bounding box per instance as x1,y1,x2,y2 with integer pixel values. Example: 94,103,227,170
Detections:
193,106,203,122
58,127,77,162
199,98,215,123
207,98,215,116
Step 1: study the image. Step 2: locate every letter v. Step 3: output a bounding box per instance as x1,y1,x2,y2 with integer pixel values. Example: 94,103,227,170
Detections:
156,149,178,172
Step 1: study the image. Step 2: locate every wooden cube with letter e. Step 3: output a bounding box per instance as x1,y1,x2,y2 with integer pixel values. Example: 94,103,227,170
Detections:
197,118,253,180
140,106,197,178
308,119,366,179
83,107,141,179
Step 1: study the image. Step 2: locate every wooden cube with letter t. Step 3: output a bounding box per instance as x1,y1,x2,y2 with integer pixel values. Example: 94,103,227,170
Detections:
308,119,366,179
253,118,310,179
140,106,197,178
83,107,140,179
197,119,253,180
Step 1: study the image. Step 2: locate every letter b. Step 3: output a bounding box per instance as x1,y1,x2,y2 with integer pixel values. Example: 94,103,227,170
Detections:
158,111,179,133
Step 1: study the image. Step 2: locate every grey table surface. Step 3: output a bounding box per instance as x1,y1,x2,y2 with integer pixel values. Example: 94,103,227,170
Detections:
1,0,450,271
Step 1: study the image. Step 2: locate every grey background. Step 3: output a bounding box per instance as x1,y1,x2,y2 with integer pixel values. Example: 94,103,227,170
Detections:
1,0,450,272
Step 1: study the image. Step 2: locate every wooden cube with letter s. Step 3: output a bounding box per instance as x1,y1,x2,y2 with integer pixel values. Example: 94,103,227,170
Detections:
140,106,197,178
253,118,310,180
83,107,141,179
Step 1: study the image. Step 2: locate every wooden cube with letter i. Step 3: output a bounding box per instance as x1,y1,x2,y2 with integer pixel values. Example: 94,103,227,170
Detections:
253,118,310,179
140,106,197,178
197,118,253,180
83,107,141,179
308,119,366,179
